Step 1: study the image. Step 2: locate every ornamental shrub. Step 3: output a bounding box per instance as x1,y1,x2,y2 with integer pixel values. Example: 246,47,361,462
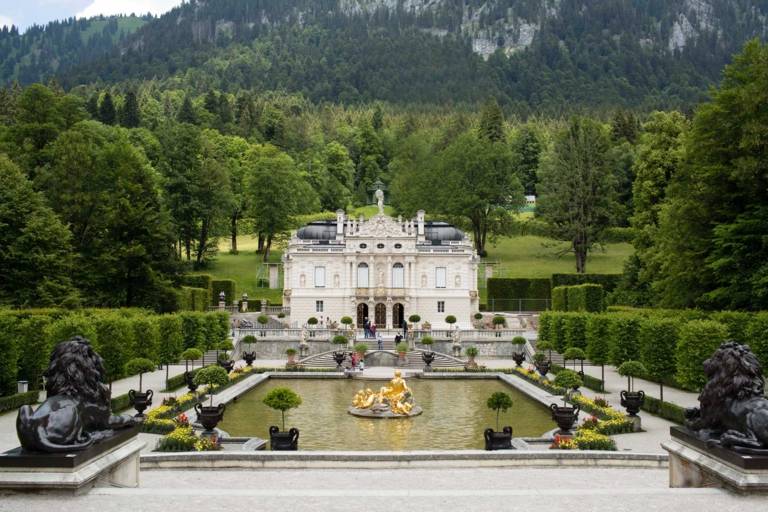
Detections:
492,315,506,326
638,317,678,394
608,314,642,365
617,360,647,391
538,312,553,343
408,314,421,323
744,312,768,369
474,313,483,320
420,335,434,345
340,316,354,326
180,312,206,349
263,387,302,431
486,391,513,431
675,320,728,390
94,314,134,382
332,335,348,345
586,315,612,365
211,279,236,305
16,316,52,392
132,316,159,362
396,341,409,353
563,313,588,349
550,313,568,352
550,274,621,293
445,315,457,325
552,286,568,311
353,343,368,354
711,311,752,345
257,315,269,325
553,369,582,391
156,315,183,365
124,357,156,392
307,317,318,325
0,315,20,396
194,365,230,405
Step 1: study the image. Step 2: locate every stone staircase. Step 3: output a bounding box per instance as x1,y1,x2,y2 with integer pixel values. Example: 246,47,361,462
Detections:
298,348,466,369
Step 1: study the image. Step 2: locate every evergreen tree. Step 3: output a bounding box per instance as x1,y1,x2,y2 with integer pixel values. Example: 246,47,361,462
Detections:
120,90,141,128
511,125,541,196
204,90,219,114
537,117,618,273
177,95,198,124
478,97,505,143
0,154,79,307
98,91,117,125
85,92,99,119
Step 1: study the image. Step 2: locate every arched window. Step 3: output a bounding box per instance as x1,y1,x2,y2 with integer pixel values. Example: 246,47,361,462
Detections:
392,263,404,288
357,263,369,288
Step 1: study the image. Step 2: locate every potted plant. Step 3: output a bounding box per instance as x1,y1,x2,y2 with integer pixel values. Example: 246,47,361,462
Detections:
331,335,349,370
396,341,409,366
419,335,435,371
532,352,551,377
217,347,235,373
484,392,514,450
618,360,647,417
563,347,587,376
125,357,156,417
465,345,479,369
307,316,318,336
180,348,203,392
257,314,269,335
550,370,582,435
241,335,257,366
263,387,302,450
445,315,457,328
277,312,286,319
340,316,354,331
353,342,368,359
537,340,554,362
286,347,298,365
511,335,526,366
492,315,506,329
408,314,421,330
193,365,229,432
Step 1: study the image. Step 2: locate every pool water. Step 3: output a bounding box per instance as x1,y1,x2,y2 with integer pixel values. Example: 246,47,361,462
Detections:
217,378,553,450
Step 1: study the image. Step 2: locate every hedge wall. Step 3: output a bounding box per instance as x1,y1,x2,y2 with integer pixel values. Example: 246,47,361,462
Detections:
0,391,38,414
0,309,229,397
551,273,621,292
675,320,728,390
566,284,604,312
641,395,686,424
181,274,213,295
178,286,209,312
487,278,551,309
551,286,568,312
211,280,237,305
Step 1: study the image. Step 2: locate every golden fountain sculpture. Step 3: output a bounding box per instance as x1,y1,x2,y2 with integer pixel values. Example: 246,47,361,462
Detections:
348,370,423,418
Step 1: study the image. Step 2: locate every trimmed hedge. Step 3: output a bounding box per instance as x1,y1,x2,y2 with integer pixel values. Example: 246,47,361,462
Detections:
567,284,604,312
551,364,603,392
178,286,209,311
181,274,213,295
0,390,38,413
641,395,686,425
585,314,612,365
638,317,678,390
538,312,553,343
675,320,728,390
487,278,551,302
745,312,768,370
551,273,621,292
110,392,133,412
211,279,237,305
608,314,642,365
163,368,200,392
551,286,568,312
562,313,588,350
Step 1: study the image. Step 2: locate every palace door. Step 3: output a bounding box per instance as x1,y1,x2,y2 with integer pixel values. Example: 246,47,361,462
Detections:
357,303,369,328
374,303,386,327
392,303,404,329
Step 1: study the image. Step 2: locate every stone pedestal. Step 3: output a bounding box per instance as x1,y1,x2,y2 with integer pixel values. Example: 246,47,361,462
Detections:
0,427,144,495
628,415,642,432
662,426,768,494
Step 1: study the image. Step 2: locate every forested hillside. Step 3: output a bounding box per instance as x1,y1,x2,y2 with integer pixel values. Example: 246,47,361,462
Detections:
2,1,767,112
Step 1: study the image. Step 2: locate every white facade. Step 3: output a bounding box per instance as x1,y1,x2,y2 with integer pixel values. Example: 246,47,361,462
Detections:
283,209,479,329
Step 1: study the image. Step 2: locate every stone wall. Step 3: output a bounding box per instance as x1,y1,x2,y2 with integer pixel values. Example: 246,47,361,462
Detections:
244,341,329,359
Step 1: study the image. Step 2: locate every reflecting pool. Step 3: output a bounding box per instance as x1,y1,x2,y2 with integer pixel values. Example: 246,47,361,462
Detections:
218,378,553,450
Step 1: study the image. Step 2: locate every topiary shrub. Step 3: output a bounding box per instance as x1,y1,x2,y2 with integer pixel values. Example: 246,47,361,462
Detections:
408,314,421,323
552,286,568,311
492,315,506,327
554,369,582,392
512,335,526,346
332,334,348,346
124,357,156,392
180,347,203,371
617,360,647,392
353,343,368,354
537,312,553,343
465,346,479,358
474,313,483,320
193,365,230,405
307,317,318,326
420,335,434,346
487,392,514,431
638,317,678,402
396,341,409,353
263,387,302,431
340,316,354,327
563,312,588,349
257,315,269,325
445,315,457,325
608,314,642,365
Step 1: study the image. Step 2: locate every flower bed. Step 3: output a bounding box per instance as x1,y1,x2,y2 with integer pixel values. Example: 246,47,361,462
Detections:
511,366,566,395
155,425,221,452
550,430,617,451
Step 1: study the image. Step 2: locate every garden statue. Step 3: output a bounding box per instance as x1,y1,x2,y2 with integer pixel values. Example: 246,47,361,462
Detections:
684,341,768,454
375,187,385,215
16,337,139,453
349,370,422,417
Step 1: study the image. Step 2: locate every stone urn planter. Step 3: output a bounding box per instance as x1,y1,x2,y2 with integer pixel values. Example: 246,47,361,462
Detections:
243,352,256,366
484,427,513,451
332,351,347,371
218,359,235,373
185,371,199,393
421,351,435,372
535,361,551,378
550,403,580,435
128,389,153,417
195,403,226,433
620,390,645,416
512,352,525,367
269,426,299,451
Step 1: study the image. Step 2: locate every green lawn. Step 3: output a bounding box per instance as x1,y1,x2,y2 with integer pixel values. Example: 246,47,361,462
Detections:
484,236,632,278
197,234,631,306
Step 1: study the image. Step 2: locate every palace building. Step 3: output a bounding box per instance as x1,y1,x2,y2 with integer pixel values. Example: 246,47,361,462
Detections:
282,203,480,330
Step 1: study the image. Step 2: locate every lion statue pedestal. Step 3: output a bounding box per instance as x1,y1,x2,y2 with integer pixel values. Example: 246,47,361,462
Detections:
661,341,768,494
0,337,145,494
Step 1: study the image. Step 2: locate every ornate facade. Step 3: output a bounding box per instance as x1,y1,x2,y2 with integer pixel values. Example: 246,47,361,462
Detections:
283,207,479,329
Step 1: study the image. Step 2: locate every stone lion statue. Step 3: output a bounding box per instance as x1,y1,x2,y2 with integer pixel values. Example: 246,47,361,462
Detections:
685,341,768,454
16,336,138,453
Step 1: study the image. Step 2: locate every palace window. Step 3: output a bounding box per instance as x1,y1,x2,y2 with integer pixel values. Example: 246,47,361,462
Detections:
392,263,404,288
316,300,324,313
314,266,326,288
394,243,402,249
357,263,369,288
359,243,367,249
377,243,385,249
435,267,447,288
437,301,445,313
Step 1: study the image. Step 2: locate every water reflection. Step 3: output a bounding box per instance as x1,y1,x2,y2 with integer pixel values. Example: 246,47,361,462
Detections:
218,378,552,450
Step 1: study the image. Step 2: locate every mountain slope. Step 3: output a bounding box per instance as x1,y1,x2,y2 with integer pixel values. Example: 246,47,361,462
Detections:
4,1,768,111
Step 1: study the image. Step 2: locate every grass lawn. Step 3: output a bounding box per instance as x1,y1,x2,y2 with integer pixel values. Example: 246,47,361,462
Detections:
484,236,632,278
197,233,632,306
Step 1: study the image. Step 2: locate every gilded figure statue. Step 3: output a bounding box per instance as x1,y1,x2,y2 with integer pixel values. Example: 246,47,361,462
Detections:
351,370,418,416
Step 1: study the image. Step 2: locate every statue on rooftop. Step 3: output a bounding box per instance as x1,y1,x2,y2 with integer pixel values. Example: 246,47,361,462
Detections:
375,188,385,215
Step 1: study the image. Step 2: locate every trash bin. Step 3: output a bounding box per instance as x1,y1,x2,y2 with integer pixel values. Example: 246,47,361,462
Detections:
17,380,29,393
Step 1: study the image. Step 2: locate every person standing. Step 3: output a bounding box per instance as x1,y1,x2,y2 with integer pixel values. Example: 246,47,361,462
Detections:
364,318,371,338
377,333,383,351
371,321,377,338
